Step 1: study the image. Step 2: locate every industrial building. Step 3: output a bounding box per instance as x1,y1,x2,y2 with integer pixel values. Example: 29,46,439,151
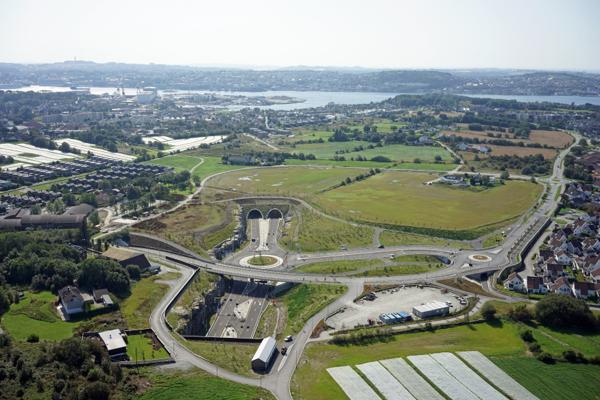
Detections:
251,336,277,371
412,301,450,319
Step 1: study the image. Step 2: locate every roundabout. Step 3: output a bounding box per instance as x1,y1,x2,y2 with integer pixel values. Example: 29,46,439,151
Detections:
468,254,492,263
239,254,283,268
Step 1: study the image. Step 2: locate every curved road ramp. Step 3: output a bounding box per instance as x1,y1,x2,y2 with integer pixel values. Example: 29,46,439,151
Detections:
327,352,539,400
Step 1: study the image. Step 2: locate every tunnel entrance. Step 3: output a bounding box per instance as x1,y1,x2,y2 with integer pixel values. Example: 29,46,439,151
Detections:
266,209,283,219
247,209,263,219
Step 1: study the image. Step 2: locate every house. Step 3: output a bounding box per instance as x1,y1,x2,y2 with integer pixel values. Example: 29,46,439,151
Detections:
526,276,548,294
571,281,598,299
92,288,113,306
543,263,566,280
548,237,567,252
573,219,593,236
548,277,572,296
582,238,600,253
102,247,151,270
58,286,86,315
554,250,572,266
417,135,433,145
574,254,600,273
98,329,128,358
503,272,524,292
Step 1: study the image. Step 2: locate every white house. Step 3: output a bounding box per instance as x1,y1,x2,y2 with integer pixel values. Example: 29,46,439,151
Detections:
554,250,572,266
525,276,548,294
549,277,572,296
58,286,84,315
571,281,598,299
503,272,524,292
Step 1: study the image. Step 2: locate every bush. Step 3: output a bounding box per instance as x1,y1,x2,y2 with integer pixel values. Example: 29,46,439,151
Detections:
481,303,497,320
520,329,534,342
508,304,532,323
536,352,555,364
535,294,596,330
26,334,39,343
79,381,111,400
528,342,541,353
126,264,141,281
563,350,587,364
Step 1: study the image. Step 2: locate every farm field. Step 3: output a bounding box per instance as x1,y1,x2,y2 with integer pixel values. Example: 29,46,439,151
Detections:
0,291,81,341
314,170,542,235
482,145,558,159
278,140,451,163
442,129,573,149
291,321,600,400
285,158,453,171
280,208,374,252
138,369,275,400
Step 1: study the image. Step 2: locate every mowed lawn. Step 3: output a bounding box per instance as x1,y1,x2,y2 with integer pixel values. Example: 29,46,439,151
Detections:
126,333,170,361
207,166,363,196
1,291,81,341
314,170,542,231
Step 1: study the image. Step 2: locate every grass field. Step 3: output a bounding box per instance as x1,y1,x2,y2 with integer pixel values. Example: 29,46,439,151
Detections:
492,356,600,400
291,320,600,400
120,272,180,329
178,339,260,377
280,208,374,252
126,333,170,361
274,284,347,337
210,167,540,237
285,158,453,171
291,322,525,400
248,255,279,266
146,154,204,171
314,170,542,233
138,369,275,400
295,259,384,274
379,230,472,248
1,291,81,341
208,165,364,196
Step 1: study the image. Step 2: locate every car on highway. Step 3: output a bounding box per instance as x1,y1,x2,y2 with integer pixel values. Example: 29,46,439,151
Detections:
284,335,293,342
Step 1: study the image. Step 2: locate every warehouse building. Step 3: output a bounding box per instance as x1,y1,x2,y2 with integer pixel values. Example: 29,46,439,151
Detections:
412,301,450,319
251,336,277,371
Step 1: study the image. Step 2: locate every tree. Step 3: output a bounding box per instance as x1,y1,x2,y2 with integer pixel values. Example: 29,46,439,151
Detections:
434,155,443,163
535,294,596,330
500,170,510,180
89,211,100,226
47,199,66,214
508,304,532,323
126,264,141,281
30,204,42,215
58,142,71,153
481,302,497,321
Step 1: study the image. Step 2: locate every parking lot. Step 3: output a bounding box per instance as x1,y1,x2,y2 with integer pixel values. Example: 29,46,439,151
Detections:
325,285,467,331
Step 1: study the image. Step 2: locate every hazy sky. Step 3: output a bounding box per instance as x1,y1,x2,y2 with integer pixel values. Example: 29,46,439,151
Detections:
1,0,599,70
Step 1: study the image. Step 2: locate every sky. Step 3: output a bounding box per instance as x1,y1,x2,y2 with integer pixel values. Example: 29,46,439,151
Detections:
0,0,599,71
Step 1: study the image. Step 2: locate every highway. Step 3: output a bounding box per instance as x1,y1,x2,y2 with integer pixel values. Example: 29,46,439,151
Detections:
126,132,578,400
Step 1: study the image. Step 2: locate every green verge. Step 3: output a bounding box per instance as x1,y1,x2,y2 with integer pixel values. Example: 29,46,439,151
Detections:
176,339,260,378
138,369,275,400
280,208,373,252
120,272,180,329
274,284,347,338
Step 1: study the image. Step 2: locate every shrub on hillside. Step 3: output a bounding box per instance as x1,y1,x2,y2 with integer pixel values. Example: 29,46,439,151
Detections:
535,294,596,330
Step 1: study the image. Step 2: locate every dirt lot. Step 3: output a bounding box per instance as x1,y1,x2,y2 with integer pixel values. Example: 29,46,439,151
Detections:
325,285,466,331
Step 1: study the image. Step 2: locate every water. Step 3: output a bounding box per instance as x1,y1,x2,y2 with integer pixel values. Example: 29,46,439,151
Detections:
7,85,600,108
